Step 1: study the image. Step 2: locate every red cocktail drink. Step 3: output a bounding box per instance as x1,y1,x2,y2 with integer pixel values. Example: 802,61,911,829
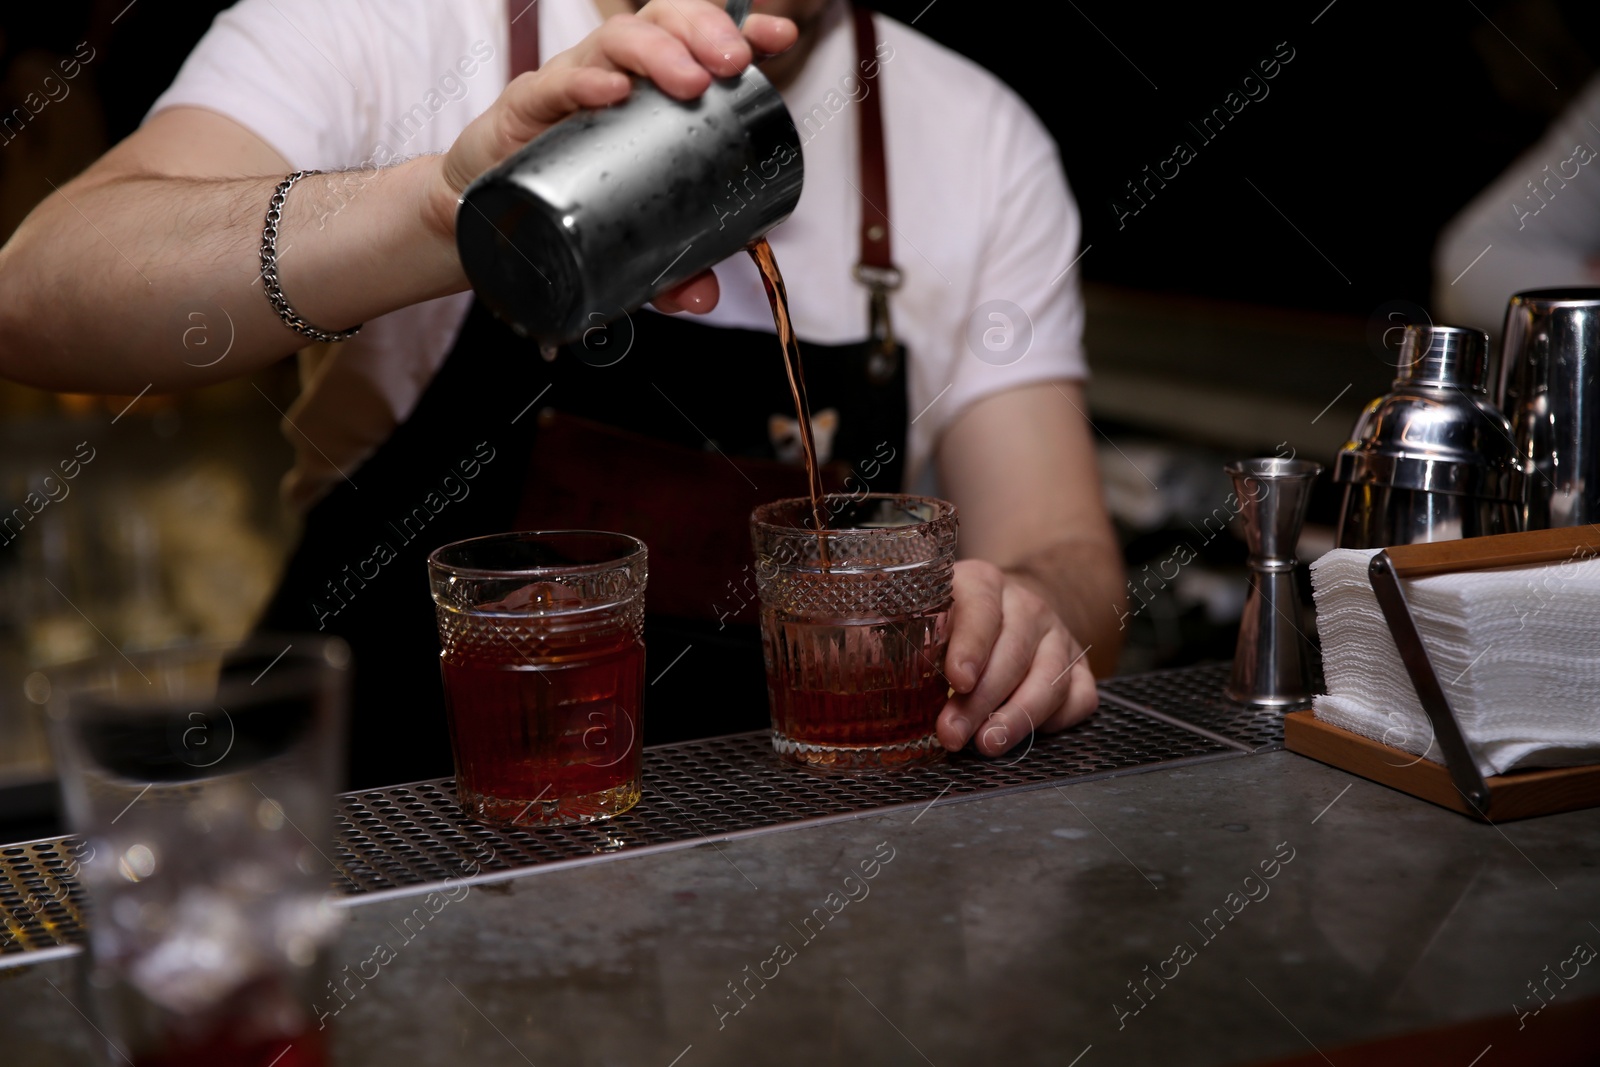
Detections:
752,496,957,770
430,533,647,825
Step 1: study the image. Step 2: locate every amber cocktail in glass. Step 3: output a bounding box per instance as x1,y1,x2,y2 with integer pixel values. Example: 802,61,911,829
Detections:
751,495,957,770
429,532,647,826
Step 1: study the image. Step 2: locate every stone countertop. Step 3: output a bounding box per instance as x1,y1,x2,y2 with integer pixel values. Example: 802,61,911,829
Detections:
4,749,1598,1066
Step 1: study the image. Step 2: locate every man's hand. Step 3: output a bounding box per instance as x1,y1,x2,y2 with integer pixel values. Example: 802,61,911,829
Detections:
932,381,1127,757
429,0,797,312
935,559,1099,757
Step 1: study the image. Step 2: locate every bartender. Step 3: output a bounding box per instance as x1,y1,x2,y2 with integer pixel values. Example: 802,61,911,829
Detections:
0,0,1125,787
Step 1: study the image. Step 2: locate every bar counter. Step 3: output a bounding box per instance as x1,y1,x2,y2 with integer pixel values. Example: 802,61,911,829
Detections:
3,664,1599,1065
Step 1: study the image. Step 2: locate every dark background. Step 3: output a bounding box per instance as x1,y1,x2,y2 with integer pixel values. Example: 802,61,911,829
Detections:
4,0,1596,310
888,0,1599,312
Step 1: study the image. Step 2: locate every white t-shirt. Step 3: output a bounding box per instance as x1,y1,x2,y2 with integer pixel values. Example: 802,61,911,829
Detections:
152,0,1088,508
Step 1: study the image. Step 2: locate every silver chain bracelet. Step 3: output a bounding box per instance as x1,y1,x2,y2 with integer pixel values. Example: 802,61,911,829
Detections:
259,170,363,344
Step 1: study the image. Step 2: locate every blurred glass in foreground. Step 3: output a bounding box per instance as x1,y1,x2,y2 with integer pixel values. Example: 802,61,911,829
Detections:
43,638,348,1067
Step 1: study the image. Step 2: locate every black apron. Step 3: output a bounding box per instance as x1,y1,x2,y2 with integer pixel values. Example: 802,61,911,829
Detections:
259,3,907,790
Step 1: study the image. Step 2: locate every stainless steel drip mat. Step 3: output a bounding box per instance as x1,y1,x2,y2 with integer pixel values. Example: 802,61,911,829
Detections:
0,837,90,966
2,696,1243,965
1099,661,1291,752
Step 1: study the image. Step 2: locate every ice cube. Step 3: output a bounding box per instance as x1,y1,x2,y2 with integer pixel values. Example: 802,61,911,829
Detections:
129,887,260,1015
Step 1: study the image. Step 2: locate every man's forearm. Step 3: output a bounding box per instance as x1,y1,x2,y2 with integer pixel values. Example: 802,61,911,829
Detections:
1003,536,1127,677
0,157,462,394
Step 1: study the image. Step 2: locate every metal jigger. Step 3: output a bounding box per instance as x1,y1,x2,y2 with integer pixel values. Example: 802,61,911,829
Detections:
1224,458,1323,708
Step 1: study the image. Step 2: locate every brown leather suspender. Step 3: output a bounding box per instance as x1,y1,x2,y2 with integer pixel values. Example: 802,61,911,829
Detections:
507,1,901,369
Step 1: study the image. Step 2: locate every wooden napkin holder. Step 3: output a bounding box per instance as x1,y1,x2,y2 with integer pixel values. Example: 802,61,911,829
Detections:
1284,526,1600,822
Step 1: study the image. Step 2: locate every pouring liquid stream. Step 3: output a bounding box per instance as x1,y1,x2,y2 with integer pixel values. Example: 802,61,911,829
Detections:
748,238,831,567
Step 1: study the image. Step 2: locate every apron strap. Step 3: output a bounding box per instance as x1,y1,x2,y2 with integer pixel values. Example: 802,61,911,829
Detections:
509,0,540,78
849,5,902,381
851,5,892,276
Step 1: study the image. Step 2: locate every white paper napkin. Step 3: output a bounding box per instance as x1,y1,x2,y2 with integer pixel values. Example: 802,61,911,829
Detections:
1310,547,1600,777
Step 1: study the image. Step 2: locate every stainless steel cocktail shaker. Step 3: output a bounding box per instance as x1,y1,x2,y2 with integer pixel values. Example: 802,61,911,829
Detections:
1498,288,1600,530
456,69,804,345
1333,325,1524,549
